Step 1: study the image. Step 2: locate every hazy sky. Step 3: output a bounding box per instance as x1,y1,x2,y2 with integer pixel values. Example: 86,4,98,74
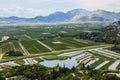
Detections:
0,0,120,17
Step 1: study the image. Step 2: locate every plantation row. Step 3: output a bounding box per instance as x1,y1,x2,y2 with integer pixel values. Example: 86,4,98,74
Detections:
20,40,50,54
2,41,23,53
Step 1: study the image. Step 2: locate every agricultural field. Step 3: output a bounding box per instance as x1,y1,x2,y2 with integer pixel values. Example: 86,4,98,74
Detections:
20,40,50,54
2,41,23,54
41,38,100,50
2,42,15,53
1,22,119,73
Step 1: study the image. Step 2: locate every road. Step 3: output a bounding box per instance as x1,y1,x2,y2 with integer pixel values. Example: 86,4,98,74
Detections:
109,60,120,70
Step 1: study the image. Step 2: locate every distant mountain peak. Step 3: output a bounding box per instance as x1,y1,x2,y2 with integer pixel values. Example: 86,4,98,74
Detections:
0,8,120,23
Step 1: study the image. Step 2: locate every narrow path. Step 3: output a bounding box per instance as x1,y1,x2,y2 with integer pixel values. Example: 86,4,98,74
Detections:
24,34,33,40
109,60,120,70
0,54,3,61
36,40,53,51
18,41,29,55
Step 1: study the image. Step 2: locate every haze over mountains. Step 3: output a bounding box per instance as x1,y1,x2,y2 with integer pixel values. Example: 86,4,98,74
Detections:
0,9,120,23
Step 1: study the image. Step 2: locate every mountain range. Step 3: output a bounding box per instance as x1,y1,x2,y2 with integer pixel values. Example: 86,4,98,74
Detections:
0,9,120,23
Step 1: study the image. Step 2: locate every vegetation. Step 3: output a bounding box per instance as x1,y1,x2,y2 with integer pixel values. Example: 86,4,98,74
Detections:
34,57,43,62
15,59,25,65
0,22,120,79
21,40,50,53
101,60,115,70
90,58,105,68
6,50,23,56
0,64,120,80
43,55,68,60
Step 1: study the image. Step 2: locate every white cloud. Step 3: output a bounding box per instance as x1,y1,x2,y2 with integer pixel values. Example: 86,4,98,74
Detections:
74,0,120,12
0,7,52,17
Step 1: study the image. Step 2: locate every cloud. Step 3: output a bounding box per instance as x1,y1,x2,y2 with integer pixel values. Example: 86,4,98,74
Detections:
74,0,120,12
0,7,52,17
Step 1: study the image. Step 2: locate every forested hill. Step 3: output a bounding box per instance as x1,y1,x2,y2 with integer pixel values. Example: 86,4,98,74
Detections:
77,21,120,43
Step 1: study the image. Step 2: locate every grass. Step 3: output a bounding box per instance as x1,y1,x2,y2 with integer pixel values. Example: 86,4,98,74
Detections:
15,59,25,65
107,47,120,54
100,60,115,70
20,40,40,53
43,55,68,60
59,38,87,48
21,40,50,54
116,64,120,70
41,38,72,50
2,42,14,53
0,48,2,54
2,41,24,57
73,38,100,45
34,58,43,62
41,38,102,51
12,41,23,52
31,40,50,52
90,58,105,69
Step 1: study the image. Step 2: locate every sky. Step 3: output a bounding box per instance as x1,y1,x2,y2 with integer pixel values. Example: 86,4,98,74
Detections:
0,0,120,18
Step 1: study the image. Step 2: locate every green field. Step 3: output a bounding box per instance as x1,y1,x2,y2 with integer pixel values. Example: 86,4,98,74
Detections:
12,41,23,52
41,38,72,50
0,22,110,61
43,55,68,60
90,58,105,68
2,42,15,53
100,60,115,70
21,40,50,54
41,38,100,51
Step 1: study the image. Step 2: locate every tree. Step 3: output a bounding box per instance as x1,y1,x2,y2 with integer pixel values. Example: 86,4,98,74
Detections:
6,50,23,56
112,21,120,48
